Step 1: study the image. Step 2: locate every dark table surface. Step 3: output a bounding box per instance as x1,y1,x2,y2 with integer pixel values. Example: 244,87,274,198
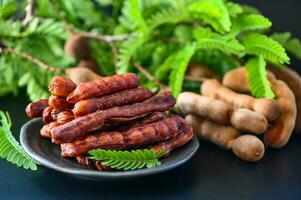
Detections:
1,1,301,200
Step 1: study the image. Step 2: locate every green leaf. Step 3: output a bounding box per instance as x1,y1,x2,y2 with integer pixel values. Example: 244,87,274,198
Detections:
193,28,245,56
89,149,164,171
271,32,301,59
188,0,231,33
245,56,275,99
230,14,272,36
169,44,196,97
242,33,290,64
226,2,243,18
0,111,38,170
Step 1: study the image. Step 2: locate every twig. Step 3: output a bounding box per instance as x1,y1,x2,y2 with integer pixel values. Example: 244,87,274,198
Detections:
133,64,169,90
185,75,206,83
22,0,35,26
0,47,63,74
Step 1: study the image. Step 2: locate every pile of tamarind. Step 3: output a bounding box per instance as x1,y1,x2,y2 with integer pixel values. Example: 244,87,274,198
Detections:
177,63,301,162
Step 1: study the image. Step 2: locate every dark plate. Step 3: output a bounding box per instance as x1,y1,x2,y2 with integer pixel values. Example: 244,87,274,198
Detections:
20,118,199,181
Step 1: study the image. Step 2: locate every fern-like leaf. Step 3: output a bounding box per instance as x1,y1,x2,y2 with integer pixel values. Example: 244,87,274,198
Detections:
117,33,147,74
0,111,38,170
230,14,272,36
194,28,245,56
245,56,275,99
226,2,243,18
89,149,163,170
271,32,301,59
169,44,196,97
188,0,231,33
242,33,290,64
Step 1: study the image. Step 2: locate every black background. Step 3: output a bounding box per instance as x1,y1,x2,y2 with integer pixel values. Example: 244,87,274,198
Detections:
1,1,301,200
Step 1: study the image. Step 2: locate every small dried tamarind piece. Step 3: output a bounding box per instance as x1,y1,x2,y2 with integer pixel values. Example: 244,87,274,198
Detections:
73,88,154,117
51,108,61,121
67,73,139,103
42,106,54,124
264,80,297,148
176,92,231,124
56,111,74,124
25,99,49,118
60,115,186,157
40,122,59,138
49,95,74,110
231,108,268,134
49,76,76,97
201,79,280,121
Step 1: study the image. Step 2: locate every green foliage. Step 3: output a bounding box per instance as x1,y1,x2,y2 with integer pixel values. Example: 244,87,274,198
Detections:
0,111,38,170
89,149,164,170
242,33,290,65
271,32,301,59
246,56,275,99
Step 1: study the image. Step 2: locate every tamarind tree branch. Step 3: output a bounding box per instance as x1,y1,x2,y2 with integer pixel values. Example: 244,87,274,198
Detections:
22,0,35,26
0,47,63,74
133,63,169,90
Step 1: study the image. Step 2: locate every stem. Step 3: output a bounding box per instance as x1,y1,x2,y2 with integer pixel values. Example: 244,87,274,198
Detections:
185,75,206,83
0,47,63,74
22,0,35,26
133,64,169,90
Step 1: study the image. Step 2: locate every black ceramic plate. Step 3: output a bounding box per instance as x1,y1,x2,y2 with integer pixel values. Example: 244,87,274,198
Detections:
20,118,199,180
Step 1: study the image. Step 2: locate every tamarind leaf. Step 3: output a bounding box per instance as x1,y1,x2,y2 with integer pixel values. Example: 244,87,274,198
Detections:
188,0,231,33
89,149,164,171
225,2,243,18
245,56,275,99
169,44,196,97
0,111,38,170
242,33,290,65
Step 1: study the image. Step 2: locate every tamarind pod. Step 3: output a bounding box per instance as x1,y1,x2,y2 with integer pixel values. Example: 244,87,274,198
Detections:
51,108,61,121
67,73,139,103
176,92,231,124
64,34,90,60
60,115,185,157
185,114,240,149
25,99,49,118
49,95,74,110
41,122,59,138
201,79,280,121
151,123,193,158
73,88,154,117
56,111,74,124
49,76,76,97
230,108,268,134
268,66,301,132
222,67,276,93
264,80,297,148
51,91,176,144
42,106,54,124
187,62,221,81
66,67,101,84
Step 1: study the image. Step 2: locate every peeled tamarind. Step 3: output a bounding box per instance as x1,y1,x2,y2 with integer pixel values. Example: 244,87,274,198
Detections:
222,67,276,93
264,80,297,148
176,92,231,124
231,109,268,134
268,66,301,132
186,115,265,162
201,79,280,121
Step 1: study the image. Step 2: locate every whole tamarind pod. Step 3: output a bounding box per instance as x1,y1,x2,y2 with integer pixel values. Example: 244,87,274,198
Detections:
40,122,59,138
60,115,185,157
64,34,90,60
231,108,268,134
78,59,100,74
186,115,264,162
222,67,276,93
49,95,74,110
187,62,221,81
49,76,76,97
176,92,231,124
151,123,193,158
51,108,61,121
67,73,139,103
66,67,101,84
25,99,49,118
52,91,176,144
42,106,54,124
73,88,154,117
268,66,301,132
264,80,297,148
201,79,280,121
56,111,74,124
